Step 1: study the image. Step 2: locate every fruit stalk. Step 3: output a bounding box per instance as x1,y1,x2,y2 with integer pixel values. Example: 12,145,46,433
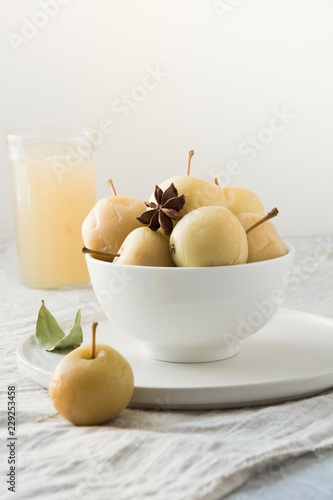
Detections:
246,208,279,234
107,178,117,196
90,322,98,359
81,247,120,257
186,150,194,176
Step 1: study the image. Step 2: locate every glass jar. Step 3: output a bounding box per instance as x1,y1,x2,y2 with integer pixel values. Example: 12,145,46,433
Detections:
7,128,99,289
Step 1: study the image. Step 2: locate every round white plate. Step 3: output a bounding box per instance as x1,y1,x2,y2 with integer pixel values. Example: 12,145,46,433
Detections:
17,309,333,409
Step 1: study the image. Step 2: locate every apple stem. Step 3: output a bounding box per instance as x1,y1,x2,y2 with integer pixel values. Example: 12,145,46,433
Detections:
107,178,117,196
214,177,218,185
186,150,194,176
81,246,120,257
90,322,98,359
246,208,279,234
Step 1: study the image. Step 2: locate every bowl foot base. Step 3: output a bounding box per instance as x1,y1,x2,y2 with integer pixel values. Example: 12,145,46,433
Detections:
141,341,241,363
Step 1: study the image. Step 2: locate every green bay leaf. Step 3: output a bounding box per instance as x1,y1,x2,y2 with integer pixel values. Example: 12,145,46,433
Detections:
55,309,83,349
35,301,65,351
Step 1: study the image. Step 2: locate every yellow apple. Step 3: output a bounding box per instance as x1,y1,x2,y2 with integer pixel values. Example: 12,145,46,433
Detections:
149,175,228,220
49,325,134,426
114,227,174,267
82,196,147,260
223,186,265,216
170,206,248,267
237,212,287,262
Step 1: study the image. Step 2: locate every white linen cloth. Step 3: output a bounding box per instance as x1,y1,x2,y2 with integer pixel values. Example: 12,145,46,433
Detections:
1,237,333,500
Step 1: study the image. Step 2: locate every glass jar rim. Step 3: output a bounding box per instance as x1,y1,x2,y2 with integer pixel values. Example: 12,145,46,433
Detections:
6,127,101,154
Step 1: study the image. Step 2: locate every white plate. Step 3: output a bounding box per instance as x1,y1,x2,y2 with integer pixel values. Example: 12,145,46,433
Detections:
17,309,333,409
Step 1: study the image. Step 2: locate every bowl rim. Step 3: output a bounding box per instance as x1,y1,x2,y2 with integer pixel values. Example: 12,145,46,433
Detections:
85,241,295,271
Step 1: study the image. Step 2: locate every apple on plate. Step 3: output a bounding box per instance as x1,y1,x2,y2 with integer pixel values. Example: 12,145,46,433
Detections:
49,323,134,426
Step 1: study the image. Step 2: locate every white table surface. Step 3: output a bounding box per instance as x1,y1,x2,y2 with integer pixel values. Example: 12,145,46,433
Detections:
1,236,333,500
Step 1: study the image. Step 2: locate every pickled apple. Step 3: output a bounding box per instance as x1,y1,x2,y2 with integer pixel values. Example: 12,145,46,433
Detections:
149,176,228,219
223,187,265,216
114,227,174,267
82,196,146,259
237,212,287,262
170,206,248,267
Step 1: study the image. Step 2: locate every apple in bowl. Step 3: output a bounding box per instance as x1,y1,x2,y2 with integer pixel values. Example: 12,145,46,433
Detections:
82,151,293,363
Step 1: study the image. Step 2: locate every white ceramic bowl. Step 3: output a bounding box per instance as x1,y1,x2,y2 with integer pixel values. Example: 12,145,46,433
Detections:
85,243,294,363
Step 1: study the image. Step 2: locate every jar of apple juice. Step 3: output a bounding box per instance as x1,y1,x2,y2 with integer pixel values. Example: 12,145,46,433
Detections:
7,128,98,289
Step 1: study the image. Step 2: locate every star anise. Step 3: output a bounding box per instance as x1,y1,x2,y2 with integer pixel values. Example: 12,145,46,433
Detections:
137,183,185,235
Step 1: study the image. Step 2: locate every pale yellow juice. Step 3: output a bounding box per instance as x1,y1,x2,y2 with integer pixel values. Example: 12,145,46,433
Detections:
10,148,96,288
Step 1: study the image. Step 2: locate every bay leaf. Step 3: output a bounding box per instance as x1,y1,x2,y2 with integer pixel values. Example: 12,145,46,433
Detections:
55,309,83,349
36,300,65,351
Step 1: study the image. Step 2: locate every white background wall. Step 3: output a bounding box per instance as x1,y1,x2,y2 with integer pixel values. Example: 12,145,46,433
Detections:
1,0,332,239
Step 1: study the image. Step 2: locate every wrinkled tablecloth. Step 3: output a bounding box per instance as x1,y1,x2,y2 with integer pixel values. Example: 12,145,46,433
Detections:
1,236,333,500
